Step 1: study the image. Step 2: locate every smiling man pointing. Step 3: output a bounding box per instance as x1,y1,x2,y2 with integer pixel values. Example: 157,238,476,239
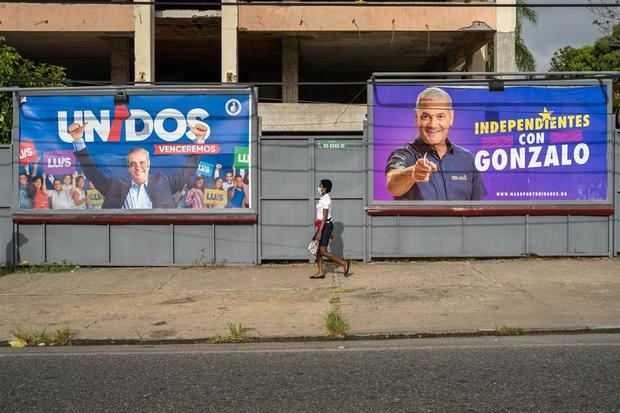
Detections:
385,87,487,201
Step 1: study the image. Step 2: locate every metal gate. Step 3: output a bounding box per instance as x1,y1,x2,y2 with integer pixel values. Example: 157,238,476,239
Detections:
258,135,366,262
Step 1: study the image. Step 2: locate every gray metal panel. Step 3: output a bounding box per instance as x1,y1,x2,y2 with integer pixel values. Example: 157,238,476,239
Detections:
370,216,398,256
173,225,215,265
464,217,526,256
331,199,364,259
528,216,569,255
615,130,620,193
616,192,620,255
315,140,364,198
0,209,13,266
110,225,171,266
214,224,256,264
613,130,620,255
0,147,11,208
569,216,610,254
261,200,308,259
260,140,309,198
17,224,45,265
46,225,109,265
399,216,463,256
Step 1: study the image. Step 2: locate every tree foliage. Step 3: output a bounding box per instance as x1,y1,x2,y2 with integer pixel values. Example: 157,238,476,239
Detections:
0,36,67,144
589,0,620,36
514,0,538,72
549,24,620,110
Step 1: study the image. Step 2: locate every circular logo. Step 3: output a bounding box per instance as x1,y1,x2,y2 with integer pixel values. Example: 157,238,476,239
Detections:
225,99,242,116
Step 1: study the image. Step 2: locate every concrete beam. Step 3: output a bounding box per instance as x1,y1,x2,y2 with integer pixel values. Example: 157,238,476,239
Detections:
111,38,131,84
0,3,133,32
134,2,155,82
467,45,488,73
239,5,496,32
259,103,365,132
495,0,517,73
221,0,238,83
282,37,299,103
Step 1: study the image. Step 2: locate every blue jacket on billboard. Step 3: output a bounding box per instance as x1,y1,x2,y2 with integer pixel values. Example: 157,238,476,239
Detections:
75,146,200,209
69,122,208,209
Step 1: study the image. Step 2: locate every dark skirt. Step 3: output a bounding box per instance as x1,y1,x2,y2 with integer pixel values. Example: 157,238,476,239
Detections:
314,222,334,247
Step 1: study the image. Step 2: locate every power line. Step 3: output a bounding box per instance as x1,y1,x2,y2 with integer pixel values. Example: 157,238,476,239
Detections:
5,0,620,7
2,71,619,89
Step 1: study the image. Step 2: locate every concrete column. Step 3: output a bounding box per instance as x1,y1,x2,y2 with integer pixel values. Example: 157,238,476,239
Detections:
221,0,238,83
494,0,517,73
466,45,487,73
111,38,131,83
282,37,299,103
133,1,155,82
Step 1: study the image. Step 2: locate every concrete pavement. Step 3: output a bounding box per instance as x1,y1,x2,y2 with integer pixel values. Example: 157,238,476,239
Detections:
0,257,619,343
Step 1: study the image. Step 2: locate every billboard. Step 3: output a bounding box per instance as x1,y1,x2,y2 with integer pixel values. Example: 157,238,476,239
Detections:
372,84,609,202
18,92,252,210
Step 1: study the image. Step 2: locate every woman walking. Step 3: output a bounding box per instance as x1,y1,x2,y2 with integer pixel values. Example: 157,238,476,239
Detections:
311,179,350,279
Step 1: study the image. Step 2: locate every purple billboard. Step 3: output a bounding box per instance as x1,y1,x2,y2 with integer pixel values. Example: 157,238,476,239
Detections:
372,84,609,202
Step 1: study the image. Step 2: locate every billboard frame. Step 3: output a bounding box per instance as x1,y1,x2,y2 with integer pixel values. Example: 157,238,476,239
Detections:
367,76,615,208
12,85,259,219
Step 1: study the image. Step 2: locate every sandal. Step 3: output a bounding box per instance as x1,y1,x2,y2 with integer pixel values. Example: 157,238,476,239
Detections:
343,261,351,277
310,274,326,279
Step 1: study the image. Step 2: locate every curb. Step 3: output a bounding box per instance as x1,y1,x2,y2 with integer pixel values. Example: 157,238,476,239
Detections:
2,326,620,347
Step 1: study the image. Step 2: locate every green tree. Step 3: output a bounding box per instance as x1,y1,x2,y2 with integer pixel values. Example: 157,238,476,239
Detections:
486,0,538,72
549,23,620,110
514,0,538,72
0,36,67,144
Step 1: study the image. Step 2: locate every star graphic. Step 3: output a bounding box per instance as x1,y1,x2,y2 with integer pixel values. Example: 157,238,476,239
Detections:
538,107,553,121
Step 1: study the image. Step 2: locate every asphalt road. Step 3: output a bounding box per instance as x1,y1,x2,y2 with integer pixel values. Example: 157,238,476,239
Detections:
1,334,619,412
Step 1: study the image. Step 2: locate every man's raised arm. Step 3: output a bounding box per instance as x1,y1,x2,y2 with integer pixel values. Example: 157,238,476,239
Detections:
386,159,437,197
69,123,112,195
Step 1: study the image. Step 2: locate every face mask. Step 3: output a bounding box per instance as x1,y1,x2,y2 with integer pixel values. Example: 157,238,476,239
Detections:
318,187,322,195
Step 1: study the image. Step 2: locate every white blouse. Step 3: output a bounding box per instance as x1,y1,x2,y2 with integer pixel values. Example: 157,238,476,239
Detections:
315,194,332,220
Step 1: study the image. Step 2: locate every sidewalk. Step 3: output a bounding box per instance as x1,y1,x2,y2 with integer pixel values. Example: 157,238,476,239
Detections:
0,257,619,343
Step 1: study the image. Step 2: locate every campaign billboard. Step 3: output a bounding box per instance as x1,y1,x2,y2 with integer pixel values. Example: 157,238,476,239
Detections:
372,84,609,202
18,92,252,210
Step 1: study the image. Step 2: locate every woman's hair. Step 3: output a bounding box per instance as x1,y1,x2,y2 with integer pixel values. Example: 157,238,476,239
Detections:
320,179,332,193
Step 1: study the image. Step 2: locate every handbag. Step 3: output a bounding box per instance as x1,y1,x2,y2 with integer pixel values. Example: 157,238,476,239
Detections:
307,239,319,255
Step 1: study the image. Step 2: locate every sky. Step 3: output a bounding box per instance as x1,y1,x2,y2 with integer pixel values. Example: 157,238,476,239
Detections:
521,0,603,71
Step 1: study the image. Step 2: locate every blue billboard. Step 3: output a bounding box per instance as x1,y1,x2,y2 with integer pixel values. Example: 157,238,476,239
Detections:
18,93,252,210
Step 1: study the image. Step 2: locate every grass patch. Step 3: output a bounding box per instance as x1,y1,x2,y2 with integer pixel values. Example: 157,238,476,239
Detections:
210,322,248,343
9,326,75,348
495,324,526,336
329,296,341,305
15,261,76,273
324,310,349,339
339,287,364,294
52,327,74,346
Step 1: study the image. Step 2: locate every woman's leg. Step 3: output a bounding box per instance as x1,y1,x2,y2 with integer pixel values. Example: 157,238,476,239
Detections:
313,250,325,277
318,246,347,270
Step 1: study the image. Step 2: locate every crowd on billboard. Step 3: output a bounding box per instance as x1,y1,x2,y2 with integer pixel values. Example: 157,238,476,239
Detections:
18,166,250,210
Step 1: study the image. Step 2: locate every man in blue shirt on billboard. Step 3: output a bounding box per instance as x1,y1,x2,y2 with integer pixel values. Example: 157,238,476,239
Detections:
68,122,207,209
385,87,486,201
